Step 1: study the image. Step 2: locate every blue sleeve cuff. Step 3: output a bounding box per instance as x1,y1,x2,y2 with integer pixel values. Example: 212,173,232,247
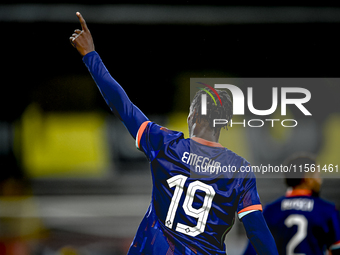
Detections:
82,51,98,64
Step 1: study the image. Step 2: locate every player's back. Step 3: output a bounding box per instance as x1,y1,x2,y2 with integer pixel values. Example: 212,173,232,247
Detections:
130,122,262,254
264,190,340,255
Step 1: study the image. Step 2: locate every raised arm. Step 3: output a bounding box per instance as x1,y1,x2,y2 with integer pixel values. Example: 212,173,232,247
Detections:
70,12,148,138
242,211,278,255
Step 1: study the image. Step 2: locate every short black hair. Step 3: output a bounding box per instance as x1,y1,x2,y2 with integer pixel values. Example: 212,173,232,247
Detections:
283,152,317,187
190,88,233,131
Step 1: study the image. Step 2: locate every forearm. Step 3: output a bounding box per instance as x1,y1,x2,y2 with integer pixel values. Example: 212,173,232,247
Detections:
242,211,278,255
83,51,148,138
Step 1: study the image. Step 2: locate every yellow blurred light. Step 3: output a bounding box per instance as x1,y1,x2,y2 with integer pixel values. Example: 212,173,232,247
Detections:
20,104,110,178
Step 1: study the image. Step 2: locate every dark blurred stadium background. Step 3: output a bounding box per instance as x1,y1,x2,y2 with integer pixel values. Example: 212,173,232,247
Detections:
1,1,340,254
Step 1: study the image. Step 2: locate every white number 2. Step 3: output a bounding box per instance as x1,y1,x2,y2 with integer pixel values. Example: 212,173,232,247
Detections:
165,174,216,237
284,214,308,255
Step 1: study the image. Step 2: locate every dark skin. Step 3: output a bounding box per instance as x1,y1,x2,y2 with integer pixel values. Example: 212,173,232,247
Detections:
294,170,322,195
187,108,221,143
69,12,95,57
70,12,221,144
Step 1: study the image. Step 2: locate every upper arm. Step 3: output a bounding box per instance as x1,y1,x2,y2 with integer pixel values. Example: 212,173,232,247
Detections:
237,172,262,220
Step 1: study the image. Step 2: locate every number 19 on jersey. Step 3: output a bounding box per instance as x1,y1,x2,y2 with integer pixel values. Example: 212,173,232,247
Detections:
165,175,216,237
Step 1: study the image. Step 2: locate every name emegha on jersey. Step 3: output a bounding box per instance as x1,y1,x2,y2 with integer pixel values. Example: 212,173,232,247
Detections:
281,198,314,212
181,152,221,172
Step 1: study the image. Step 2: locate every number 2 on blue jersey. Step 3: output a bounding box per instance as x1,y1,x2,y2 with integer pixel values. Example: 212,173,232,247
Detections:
165,174,216,237
284,214,308,255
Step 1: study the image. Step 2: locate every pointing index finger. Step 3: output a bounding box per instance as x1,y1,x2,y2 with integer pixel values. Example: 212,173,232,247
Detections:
76,12,88,32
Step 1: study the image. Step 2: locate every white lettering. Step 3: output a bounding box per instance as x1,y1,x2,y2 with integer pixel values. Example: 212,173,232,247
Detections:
281,87,312,116
247,87,278,115
281,199,314,212
248,119,264,127
181,152,189,164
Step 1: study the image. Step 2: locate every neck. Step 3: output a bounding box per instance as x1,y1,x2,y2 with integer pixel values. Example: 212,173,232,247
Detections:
190,122,220,143
293,182,310,191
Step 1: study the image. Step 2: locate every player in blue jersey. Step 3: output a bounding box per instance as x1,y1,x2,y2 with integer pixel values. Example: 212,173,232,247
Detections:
243,153,340,255
69,12,278,255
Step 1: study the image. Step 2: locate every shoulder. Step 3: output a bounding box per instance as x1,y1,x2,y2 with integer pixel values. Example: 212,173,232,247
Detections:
313,197,338,212
136,121,185,151
149,123,185,142
261,196,288,222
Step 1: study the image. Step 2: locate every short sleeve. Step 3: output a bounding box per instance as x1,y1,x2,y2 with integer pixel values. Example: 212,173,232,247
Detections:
135,121,184,161
237,172,262,219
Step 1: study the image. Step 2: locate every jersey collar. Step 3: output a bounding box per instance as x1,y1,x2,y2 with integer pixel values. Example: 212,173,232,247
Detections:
191,137,224,148
286,189,312,197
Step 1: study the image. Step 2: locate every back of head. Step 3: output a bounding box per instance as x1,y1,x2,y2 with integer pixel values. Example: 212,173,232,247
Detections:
190,88,233,131
283,152,317,188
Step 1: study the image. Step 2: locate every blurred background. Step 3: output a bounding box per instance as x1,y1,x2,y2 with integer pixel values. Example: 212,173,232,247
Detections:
1,1,340,254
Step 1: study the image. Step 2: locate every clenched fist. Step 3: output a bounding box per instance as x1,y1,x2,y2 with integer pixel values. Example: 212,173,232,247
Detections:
69,12,95,56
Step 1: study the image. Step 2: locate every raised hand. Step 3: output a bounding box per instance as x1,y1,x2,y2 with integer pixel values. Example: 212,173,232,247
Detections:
69,12,95,56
